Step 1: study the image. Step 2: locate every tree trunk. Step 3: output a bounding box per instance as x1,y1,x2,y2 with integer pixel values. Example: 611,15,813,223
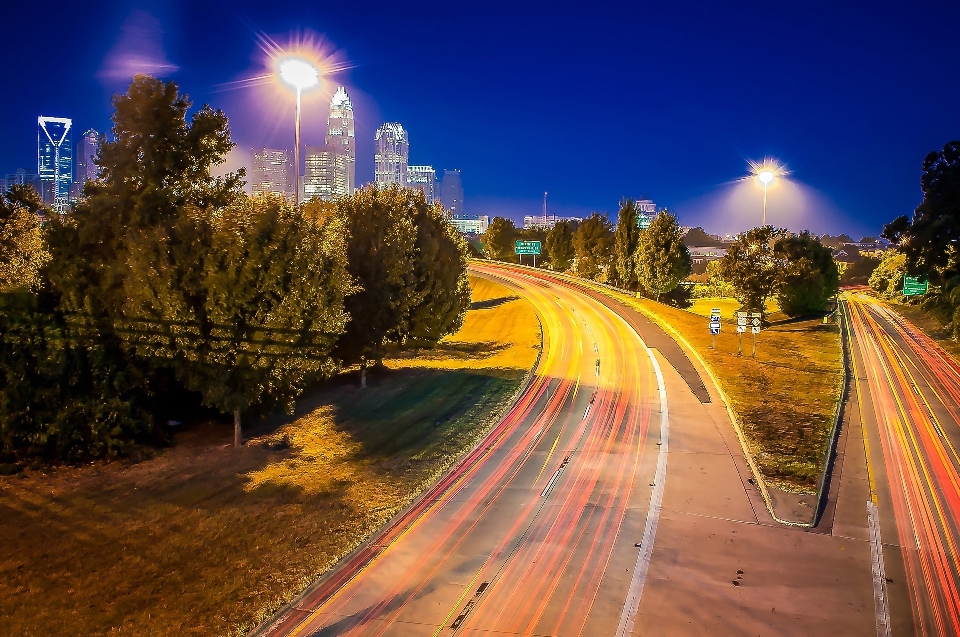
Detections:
361,366,367,389
234,408,242,448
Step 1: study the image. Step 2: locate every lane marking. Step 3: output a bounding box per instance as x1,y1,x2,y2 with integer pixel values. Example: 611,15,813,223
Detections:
615,344,668,637
867,499,893,637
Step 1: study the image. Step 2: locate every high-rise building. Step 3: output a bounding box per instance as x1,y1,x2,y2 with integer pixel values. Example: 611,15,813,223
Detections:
3,168,46,199
75,129,103,185
407,165,437,203
441,169,464,216
374,123,409,188
252,148,293,198
303,145,348,202
325,87,355,194
38,116,72,208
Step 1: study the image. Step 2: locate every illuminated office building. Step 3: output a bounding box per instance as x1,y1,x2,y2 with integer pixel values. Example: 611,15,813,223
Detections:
441,169,464,216
374,122,409,188
3,168,46,200
407,165,437,203
252,148,293,198
72,129,104,199
325,87,355,194
303,145,347,201
38,116,72,208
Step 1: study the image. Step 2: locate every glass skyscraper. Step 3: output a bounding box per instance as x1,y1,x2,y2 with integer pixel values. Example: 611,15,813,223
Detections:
252,148,293,199
407,165,437,204
374,123,409,188
37,116,72,207
325,87,355,195
303,146,348,202
441,169,464,217
75,128,103,188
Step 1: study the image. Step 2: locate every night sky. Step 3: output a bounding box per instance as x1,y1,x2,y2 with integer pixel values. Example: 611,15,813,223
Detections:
3,0,958,237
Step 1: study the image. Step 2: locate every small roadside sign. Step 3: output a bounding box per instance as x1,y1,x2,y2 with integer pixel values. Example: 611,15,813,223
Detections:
737,316,747,326
709,321,721,335
737,325,746,333
751,326,761,334
903,275,928,296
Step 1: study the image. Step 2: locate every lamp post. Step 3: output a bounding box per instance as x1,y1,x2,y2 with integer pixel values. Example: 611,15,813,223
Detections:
279,58,319,206
757,169,774,226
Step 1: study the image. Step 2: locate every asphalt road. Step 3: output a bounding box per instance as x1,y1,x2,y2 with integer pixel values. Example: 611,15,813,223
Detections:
255,265,878,636
846,293,960,636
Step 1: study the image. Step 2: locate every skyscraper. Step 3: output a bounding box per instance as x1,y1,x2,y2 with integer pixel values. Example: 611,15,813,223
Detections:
303,146,348,202
75,129,103,186
441,169,464,217
325,87,355,194
374,123,409,188
252,148,293,198
407,165,437,204
37,116,72,207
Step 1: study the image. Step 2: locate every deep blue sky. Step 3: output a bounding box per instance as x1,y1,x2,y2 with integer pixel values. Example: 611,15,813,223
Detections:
2,0,958,237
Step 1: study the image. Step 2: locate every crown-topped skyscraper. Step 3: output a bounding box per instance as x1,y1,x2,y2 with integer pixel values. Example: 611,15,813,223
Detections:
325,86,355,194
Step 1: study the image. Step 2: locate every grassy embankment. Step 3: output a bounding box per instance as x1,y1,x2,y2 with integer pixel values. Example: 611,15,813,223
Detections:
0,275,540,637
882,300,960,362
580,282,843,494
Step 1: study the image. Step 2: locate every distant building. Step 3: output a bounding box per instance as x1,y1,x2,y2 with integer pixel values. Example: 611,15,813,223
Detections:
374,123,409,188
252,148,293,199
832,245,862,263
303,145,348,202
74,128,103,190
689,246,727,274
326,87,355,194
450,214,489,235
636,198,657,229
38,116,72,209
3,168,46,199
407,165,437,203
440,169,464,216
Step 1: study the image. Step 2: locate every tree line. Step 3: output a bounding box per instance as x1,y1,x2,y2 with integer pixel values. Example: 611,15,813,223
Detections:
481,202,840,320
0,76,470,463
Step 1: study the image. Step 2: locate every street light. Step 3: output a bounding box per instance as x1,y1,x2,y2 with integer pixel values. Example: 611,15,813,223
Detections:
747,158,787,226
278,57,319,206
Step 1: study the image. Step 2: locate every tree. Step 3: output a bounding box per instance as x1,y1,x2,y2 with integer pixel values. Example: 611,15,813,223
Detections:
482,217,517,261
0,185,49,292
692,260,735,299
839,255,881,286
546,220,574,271
400,192,472,344
635,210,691,301
613,199,642,289
883,141,960,279
774,231,840,317
717,226,788,320
868,251,907,300
573,212,613,280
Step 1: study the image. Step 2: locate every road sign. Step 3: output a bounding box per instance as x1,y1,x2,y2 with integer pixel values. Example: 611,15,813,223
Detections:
710,307,721,317
737,316,747,326
749,313,761,329
709,320,721,336
751,326,760,334
737,325,746,333
903,275,928,296
515,240,541,255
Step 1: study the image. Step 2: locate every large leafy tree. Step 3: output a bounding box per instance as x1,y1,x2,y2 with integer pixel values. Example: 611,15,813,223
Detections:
717,225,788,320
635,210,691,300
774,231,839,317
613,199,642,289
883,141,960,278
400,192,472,344
546,220,574,271
482,216,518,261
0,185,49,292
573,212,613,280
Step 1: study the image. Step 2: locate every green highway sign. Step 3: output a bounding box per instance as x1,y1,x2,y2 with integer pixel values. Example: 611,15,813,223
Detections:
515,240,541,255
903,275,928,296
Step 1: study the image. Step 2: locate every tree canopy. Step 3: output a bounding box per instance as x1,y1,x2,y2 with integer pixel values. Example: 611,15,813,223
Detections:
717,226,787,319
546,220,574,271
613,199,642,289
573,212,613,280
635,210,691,300
481,217,517,261
774,231,839,317
0,185,49,293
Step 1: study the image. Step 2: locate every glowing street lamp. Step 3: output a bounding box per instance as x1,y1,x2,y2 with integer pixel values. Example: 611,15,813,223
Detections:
748,158,787,226
278,57,319,206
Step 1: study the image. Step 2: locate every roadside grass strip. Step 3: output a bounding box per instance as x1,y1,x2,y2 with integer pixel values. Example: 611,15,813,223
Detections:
0,275,541,637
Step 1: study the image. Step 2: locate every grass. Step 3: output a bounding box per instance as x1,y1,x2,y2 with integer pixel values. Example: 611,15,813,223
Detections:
0,274,541,637
883,300,960,362
570,280,843,494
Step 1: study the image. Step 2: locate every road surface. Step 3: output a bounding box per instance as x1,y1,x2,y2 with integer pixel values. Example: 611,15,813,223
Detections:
255,265,876,636
846,293,960,636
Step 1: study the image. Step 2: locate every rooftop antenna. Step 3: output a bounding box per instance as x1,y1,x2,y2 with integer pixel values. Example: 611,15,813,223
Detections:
543,191,549,224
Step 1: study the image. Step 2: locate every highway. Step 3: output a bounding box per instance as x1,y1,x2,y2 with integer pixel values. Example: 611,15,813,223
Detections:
846,293,960,636
258,262,665,636
255,265,878,637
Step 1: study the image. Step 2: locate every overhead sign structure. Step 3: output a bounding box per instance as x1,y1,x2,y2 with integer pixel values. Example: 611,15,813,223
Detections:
515,240,541,267
903,275,928,296
515,240,541,255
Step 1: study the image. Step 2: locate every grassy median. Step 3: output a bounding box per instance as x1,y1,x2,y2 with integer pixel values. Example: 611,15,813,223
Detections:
0,274,541,637
575,281,843,494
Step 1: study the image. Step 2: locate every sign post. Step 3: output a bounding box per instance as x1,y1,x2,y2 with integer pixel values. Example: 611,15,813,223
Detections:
709,307,721,348
749,312,762,357
736,311,747,356
903,275,928,296
515,240,541,267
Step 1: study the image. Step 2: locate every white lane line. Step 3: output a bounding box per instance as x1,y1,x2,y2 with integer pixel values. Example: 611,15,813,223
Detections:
867,500,892,637
541,468,563,497
615,345,669,637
